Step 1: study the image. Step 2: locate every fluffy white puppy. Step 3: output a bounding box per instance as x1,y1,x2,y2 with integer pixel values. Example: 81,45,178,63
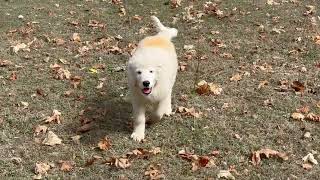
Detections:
127,16,178,141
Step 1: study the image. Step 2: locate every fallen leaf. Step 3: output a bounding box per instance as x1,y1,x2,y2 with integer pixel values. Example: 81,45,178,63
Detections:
10,43,28,54
59,160,74,172
291,112,305,120
267,0,280,5
230,73,242,82
96,82,104,89
0,60,13,67
306,113,320,122
203,2,224,18
196,80,222,95
71,33,81,42
45,109,62,124
170,0,182,8
53,38,65,45
176,106,202,118
34,125,48,136
9,71,17,81
144,164,165,179
20,101,29,108
85,155,103,166
296,106,310,114
42,131,62,146
251,148,288,166
303,153,318,165
178,149,215,171
34,162,51,175
119,5,126,16
302,163,313,170
105,157,131,169
149,147,161,155
291,81,305,92
70,76,81,89
258,80,269,89
97,136,112,151
71,135,81,144
217,170,235,180
77,123,93,133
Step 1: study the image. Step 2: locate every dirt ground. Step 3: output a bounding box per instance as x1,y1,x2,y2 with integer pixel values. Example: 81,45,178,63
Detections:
0,0,320,179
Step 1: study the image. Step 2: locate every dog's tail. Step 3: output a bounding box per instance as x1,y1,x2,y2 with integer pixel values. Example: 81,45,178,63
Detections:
151,16,178,39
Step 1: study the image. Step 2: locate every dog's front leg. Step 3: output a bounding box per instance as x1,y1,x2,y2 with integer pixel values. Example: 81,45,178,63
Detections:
153,95,172,121
131,102,146,142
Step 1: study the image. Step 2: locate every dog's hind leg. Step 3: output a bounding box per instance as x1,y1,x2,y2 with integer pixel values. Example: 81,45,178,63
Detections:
131,101,146,142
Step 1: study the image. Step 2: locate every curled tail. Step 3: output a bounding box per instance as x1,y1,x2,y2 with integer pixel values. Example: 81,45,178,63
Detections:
151,16,178,39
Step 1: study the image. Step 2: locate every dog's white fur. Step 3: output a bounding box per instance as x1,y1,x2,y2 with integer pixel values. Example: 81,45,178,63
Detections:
127,16,178,141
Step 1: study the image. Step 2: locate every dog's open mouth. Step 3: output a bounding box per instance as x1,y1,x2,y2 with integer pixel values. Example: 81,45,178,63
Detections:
142,88,152,95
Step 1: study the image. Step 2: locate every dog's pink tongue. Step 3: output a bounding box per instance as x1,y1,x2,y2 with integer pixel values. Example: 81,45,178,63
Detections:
143,88,151,94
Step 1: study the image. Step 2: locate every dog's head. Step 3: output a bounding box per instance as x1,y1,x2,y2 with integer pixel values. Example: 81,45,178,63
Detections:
128,61,161,96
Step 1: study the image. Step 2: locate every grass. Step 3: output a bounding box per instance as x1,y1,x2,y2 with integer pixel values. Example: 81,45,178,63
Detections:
0,0,320,179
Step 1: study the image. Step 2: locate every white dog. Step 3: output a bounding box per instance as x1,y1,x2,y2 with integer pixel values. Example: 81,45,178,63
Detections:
127,16,178,141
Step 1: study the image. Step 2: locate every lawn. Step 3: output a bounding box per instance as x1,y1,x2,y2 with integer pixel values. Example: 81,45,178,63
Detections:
0,0,320,179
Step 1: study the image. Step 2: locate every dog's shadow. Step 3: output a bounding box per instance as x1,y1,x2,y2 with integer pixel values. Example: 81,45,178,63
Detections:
75,89,132,144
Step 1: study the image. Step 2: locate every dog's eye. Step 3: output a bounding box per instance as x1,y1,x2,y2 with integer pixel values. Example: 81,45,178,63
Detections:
137,71,142,75
150,70,153,73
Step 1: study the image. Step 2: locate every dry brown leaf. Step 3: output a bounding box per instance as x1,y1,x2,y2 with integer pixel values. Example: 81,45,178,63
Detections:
88,20,105,28
251,148,288,166
303,153,318,165
267,0,280,5
196,80,222,95
144,164,165,180
149,147,161,155
178,149,215,171
85,155,103,166
96,82,104,89
0,60,13,67
314,35,320,45
9,71,17,81
10,43,28,54
53,38,65,45
34,125,48,136
77,123,93,133
230,73,242,82
306,113,320,122
71,135,81,144
42,131,62,146
291,112,305,120
291,81,305,92
59,160,74,172
302,163,313,170
34,162,51,175
296,106,310,114
71,33,81,42
176,106,202,118
170,0,182,8
179,62,188,72
45,109,62,124
217,170,235,180
204,2,224,18
119,5,126,16
105,157,131,169
70,76,81,89
258,80,269,89
97,136,112,151
132,15,143,21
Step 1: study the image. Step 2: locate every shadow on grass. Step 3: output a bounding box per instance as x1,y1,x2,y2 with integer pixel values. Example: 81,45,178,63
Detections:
74,89,132,144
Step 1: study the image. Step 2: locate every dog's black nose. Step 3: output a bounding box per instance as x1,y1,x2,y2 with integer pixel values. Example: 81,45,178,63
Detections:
143,81,150,87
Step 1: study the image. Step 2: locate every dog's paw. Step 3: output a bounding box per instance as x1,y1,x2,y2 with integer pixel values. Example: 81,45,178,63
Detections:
130,131,145,142
164,109,172,116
